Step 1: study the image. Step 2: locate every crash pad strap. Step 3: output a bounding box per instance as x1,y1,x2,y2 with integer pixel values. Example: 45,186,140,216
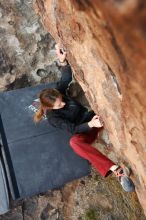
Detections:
0,114,20,198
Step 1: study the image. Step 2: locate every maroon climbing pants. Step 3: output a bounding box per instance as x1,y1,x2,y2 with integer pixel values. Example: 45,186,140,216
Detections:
69,128,115,177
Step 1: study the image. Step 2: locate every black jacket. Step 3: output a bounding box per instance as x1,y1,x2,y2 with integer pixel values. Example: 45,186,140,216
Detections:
46,64,93,134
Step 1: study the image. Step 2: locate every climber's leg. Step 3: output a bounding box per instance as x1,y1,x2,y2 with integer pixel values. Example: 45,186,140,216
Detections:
69,128,115,177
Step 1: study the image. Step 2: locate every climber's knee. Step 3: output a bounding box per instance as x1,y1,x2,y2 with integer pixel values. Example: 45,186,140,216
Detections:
69,135,81,147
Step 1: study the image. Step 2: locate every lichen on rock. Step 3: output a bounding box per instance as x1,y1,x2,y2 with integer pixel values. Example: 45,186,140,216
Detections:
0,0,61,91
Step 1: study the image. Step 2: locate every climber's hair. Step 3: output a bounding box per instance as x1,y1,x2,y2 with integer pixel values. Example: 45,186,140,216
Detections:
34,88,62,123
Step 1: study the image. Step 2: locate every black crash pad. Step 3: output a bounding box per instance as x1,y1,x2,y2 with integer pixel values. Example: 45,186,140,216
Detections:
0,83,90,199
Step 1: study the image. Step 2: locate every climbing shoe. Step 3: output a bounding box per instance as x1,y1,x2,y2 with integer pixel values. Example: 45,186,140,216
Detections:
114,167,135,192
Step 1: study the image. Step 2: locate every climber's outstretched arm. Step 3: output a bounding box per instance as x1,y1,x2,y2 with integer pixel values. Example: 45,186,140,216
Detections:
55,43,72,94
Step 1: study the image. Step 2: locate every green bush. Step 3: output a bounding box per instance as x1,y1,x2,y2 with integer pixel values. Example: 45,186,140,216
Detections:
85,209,98,220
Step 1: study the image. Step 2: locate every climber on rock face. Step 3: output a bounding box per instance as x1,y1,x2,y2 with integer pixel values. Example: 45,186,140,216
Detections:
34,43,135,192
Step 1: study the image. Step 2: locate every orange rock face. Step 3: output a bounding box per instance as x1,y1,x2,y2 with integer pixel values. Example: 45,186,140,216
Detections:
35,0,146,214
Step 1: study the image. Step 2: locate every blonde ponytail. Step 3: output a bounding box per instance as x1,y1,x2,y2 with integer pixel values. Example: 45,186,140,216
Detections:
33,107,44,123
